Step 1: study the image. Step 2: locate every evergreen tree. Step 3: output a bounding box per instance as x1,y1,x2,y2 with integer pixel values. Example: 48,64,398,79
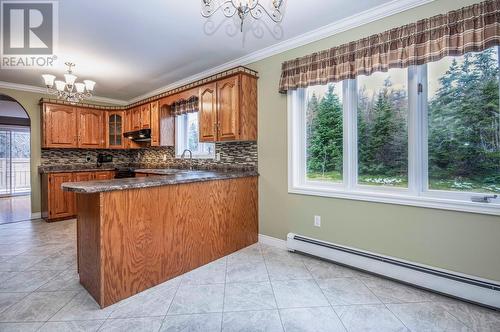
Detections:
307,85,343,175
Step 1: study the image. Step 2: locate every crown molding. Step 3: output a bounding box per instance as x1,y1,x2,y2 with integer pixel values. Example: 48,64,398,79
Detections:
0,80,129,106
128,0,434,103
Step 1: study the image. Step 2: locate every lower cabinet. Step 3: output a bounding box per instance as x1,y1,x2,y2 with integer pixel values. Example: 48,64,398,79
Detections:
42,170,115,222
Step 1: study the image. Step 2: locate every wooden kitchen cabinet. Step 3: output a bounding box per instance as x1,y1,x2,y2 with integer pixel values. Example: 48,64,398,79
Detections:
217,76,240,141
42,103,105,149
42,104,78,148
198,74,257,142
78,108,104,148
150,101,160,146
198,83,217,142
44,172,75,220
42,170,116,222
94,171,115,180
106,111,125,149
131,107,142,131
74,172,93,182
140,104,151,129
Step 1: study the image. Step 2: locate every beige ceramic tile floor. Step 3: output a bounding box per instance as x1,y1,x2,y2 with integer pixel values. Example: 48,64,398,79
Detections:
0,219,498,331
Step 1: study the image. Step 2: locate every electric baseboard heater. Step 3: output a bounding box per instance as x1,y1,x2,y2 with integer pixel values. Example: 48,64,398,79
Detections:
287,233,500,309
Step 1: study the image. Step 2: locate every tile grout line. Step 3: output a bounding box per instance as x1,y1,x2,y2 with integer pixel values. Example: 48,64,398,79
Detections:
305,263,349,332
157,277,183,332
36,289,84,331
220,255,228,332
357,277,413,332
260,244,285,332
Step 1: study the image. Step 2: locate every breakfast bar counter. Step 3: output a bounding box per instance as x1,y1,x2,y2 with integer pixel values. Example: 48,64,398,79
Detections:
62,170,258,308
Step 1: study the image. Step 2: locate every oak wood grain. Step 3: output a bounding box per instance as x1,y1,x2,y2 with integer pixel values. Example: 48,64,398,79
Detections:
77,177,258,307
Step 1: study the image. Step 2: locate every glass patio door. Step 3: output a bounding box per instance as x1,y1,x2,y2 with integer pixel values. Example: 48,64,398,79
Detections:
0,127,30,197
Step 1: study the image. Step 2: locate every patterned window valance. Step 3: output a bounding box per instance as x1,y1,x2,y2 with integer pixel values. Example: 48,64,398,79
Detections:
170,96,199,116
279,0,500,93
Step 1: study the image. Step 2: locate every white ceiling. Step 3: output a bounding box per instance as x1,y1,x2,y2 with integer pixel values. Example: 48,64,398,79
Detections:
0,0,423,103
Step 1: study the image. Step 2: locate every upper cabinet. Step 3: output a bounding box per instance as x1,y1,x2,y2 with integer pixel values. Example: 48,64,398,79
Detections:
42,104,78,148
198,83,217,142
150,101,160,146
217,76,240,141
78,108,104,148
42,104,104,149
106,111,125,149
140,104,151,129
199,74,257,143
130,107,142,131
41,69,257,149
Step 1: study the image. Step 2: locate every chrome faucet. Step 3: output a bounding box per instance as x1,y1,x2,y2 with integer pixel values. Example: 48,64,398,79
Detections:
181,149,193,170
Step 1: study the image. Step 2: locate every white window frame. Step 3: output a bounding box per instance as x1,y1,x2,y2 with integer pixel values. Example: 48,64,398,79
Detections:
288,64,500,215
175,113,215,159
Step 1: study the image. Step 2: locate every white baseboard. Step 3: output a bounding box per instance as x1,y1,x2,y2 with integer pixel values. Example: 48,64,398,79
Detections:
287,233,500,309
30,212,41,219
258,234,287,249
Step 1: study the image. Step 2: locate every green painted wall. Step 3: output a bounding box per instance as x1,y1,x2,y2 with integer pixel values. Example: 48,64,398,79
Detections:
0,87,116,215
247,0,500,282
0,88,47,214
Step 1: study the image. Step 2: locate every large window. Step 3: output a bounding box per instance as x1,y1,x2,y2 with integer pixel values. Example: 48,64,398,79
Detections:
175,112,215,159
289,47,500,214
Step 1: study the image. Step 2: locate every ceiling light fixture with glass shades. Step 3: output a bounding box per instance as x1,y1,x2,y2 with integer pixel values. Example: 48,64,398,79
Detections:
201,0,285,32
42,62,96,103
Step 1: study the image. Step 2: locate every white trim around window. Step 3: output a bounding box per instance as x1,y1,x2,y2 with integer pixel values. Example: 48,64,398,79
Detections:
287,66,500,216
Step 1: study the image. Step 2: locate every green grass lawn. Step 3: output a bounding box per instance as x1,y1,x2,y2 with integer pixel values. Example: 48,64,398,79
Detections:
306,171,499,193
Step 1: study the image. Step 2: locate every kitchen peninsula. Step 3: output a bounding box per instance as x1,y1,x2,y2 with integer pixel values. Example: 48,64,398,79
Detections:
63,169,258,308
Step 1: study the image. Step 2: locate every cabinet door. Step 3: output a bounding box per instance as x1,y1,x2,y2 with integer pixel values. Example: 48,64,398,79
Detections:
217,76,240,141
131,107,142,131
48,173,75,219
140,104,151,129
74,172,94,182
94,171,114,180
198,83,217,142
78,108,104,148
150,101,160,146
106,111,125,149
43,104,78,148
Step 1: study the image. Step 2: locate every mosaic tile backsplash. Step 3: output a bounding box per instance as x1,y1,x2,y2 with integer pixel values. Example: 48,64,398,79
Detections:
41,141,257,170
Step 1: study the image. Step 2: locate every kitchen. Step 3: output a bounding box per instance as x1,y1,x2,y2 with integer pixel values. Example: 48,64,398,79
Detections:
36,68,259,306
1,1,499,331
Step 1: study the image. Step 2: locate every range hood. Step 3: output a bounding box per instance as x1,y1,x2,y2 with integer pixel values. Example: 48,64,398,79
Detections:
123,129,151,142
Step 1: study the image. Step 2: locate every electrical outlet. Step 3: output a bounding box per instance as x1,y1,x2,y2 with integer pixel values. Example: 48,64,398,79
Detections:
162,154,167,161
216,153,221,161
314,215,321,227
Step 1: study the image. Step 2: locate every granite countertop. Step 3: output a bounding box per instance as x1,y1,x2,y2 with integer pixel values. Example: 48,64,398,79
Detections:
38,164,120,174
62,169,259,193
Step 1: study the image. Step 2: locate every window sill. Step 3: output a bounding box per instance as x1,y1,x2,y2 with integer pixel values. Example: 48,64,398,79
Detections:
288,185,500,216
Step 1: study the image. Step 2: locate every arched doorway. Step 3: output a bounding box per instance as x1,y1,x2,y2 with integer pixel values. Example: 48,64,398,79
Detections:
0,94,31,224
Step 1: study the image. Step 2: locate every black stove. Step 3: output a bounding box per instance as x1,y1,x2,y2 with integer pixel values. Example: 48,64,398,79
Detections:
114,167,135,179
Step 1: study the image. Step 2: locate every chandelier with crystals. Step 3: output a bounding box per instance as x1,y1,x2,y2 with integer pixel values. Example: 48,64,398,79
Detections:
42,62,96,103
201,0,285,32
